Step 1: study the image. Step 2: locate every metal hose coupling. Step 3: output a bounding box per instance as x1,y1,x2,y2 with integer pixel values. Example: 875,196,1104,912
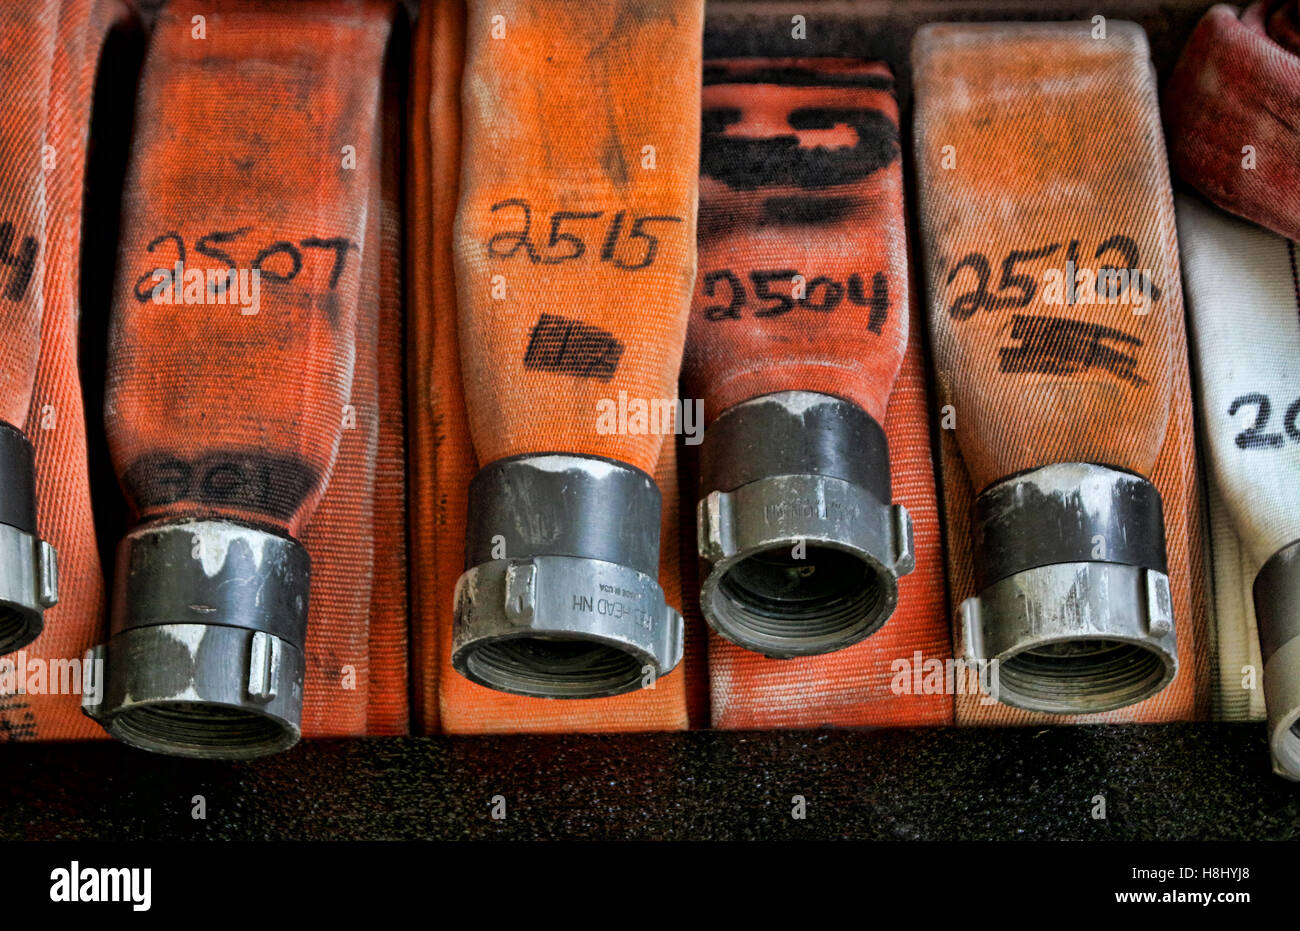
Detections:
82,520,308,759
959,462,1178,714
452,453,683,699
1253,539,1300,779
0,421,58,656
696,391,914,658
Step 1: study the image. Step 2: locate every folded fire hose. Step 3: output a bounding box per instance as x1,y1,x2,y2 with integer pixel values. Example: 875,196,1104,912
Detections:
912,21,1209,721
0,0,131,741
85,0,408,757
1176,195,1299,772
683,59,950,727
1166,0,1300,775
408,3,701,732
446,0,702,705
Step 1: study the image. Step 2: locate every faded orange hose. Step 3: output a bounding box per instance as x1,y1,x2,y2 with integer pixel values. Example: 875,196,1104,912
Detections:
914,21,1208,721
681,58,949,723
91,0,406,756
0,0,130,742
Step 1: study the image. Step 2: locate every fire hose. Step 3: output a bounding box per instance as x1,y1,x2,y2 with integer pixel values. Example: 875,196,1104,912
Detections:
448,0,701,702
84,0,408,757
0,0,133,742
913,21,1208,719
1166,0,1300,774
684,58,950,726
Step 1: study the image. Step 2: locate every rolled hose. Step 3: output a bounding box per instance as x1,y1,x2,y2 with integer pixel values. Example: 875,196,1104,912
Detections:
88,0,403,758
1165,0,1300,243
913,22,1187,715
450,0,701,700
683,59,913,659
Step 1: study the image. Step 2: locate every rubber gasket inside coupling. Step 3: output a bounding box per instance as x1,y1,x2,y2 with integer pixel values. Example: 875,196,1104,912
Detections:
959,462,1178,715
696,391,913,658
82,519,309,759
1253,538,1300,779
451,453,683,699
0,421,58,656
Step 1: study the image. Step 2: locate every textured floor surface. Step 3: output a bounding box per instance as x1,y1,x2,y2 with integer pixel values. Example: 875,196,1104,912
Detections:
0,724,1296,839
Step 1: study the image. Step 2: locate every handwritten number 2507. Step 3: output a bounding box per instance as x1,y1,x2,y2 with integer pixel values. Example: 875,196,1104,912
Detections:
132,229,356,302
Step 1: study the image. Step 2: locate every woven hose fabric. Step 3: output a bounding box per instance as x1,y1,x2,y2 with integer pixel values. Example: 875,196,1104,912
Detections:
1176,193,1293,726
0,0,131,742
413,0,700,732
1165,0,1300,243
453,0,702,479
101,0,406,742
912,21,1209,724
407,0,465,733
683,59,950,728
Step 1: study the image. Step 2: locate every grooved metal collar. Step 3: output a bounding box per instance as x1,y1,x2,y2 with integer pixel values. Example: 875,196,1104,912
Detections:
960,463,1178,714
452,453,683,699
0,524,58,657
83,519,309,759
453,555,682,698
0,421,57,657
1253,538,1300,779
696,391,912,658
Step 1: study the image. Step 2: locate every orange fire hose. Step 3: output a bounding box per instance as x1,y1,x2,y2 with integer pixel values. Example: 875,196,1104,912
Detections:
88,0,407,757
409,0,700,730
912,21,1209,722
447,0,702,702
682,59,949,726
0,0,134,742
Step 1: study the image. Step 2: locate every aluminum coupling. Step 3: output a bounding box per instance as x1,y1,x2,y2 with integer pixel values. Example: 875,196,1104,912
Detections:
959,462,1178,714
1253,539,1300,779
83,520,309,759
696,391,914,658
0,421,58,656
452,453,683,699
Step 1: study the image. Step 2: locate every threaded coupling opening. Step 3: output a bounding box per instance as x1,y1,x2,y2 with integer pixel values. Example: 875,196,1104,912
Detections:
105,700,298,760
0,605,37,657
462,635,648,699
707,543,888,656
453,456,683,699
696,393,909,659
994,638,1170,714
84,520,310,759
962,464,1177,714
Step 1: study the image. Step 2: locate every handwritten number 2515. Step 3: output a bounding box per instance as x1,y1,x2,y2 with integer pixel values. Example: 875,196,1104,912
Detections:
486,198,682,271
